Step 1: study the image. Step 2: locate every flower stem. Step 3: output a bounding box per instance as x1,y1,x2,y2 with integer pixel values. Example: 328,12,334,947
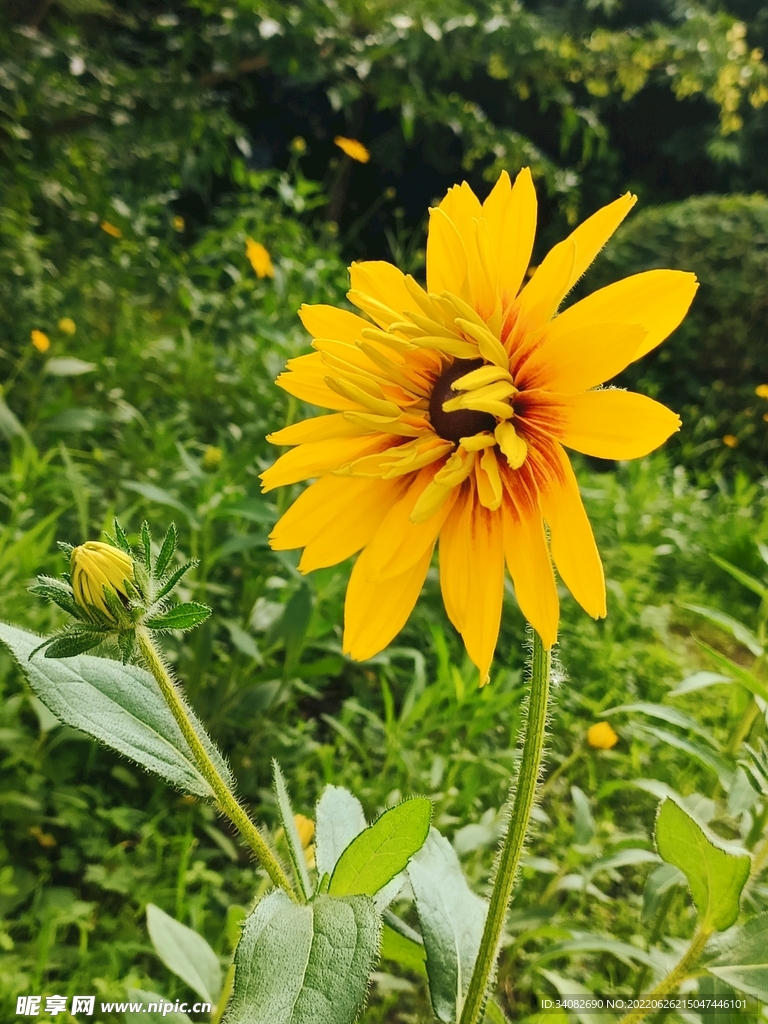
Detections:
618,926,713,1024
135,627,297,900
459,630,551,1024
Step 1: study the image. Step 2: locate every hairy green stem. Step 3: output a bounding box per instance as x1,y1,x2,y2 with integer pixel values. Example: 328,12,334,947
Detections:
136,627,297,900
618,927,713,1024
459,630,551,1024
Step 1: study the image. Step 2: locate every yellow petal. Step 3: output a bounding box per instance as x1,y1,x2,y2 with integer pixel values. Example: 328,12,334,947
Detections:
267,413,364,445
299,304,371,344
438,493,473,633
495,421,528,469
276,353,360,410
509,237,576,343
458,496,505,684
476,449,503,511
483,167,537,309
357,468,457,582
343,545,433,661
260,435,390,491
551,270,698,360
560,192,636,293
440,181,483,244
551,389,681,459
501,496,558,648
426,206,470,301
539,443,606,619
515,321,647,394
270,475,401,572
349,261,418,321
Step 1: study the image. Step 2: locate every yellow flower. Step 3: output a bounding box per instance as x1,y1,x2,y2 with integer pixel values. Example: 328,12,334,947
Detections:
587,721,619,749
290,136,307,154
58,317,76,335
202,445,223,470
100,220,123,238
261,170,696,682
334,136,370,163
756,384,768,399
70,541,134,621
30,329,50,352
172,216,185,231
246,237,274,279
723,434,739,448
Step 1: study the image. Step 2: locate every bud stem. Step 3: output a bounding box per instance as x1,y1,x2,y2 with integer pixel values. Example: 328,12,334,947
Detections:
135,627,298,901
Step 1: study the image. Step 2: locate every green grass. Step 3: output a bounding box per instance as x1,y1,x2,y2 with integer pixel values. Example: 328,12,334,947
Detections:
1,176,767,1023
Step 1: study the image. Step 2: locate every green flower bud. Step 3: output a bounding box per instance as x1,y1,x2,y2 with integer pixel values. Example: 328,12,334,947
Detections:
70,541,134,622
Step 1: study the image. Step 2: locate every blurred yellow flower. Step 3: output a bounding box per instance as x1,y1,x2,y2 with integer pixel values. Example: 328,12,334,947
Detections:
246,237,274,279
334,136,370,163
262,170,696,682
58,317,76,335
723,434,739,448
101,220,123,238
172,216,185,232
587,721,619,749
202,445,223,470
756,384,768,398
290,136,307,154
71,541,134,622
31,329,50,352
294,814,315,848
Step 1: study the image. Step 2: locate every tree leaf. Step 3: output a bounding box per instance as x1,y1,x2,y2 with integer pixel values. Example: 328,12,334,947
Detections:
708,912,768,1000
329,797,431,898
0,623,234,799
315,786,368,880
273,760,311,900
124,989,192,1023
146,904,222,1004
407,827,487,1024
225,889,379,1024
655,798,751,931
145,602,211,632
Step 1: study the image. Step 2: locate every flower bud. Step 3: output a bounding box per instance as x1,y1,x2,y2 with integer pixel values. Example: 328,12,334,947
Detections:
587,721,619,750
70,541,134,622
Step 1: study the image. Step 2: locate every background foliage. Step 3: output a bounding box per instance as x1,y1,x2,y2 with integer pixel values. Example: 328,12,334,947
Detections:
2,0,768,1020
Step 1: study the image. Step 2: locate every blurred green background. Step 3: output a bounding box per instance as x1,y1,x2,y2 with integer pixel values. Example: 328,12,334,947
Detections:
2,0,768,1020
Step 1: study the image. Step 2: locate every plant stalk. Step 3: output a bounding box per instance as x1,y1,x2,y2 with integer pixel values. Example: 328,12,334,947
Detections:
459,630,552,1024
618,926,713,1024
136,627,297,900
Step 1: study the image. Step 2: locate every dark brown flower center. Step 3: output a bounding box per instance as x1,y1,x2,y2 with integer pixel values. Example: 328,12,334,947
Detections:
428,358,497,443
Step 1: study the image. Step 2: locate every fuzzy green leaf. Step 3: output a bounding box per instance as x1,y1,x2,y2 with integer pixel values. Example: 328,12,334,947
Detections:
155,561,196,602
43,628,107,658
155,523,178,577
113,518,132,554
145,602,211,632
656,798,751,931
407,827,487,1024
708,912,768,1000
0,622,234,799
273,760,311,900
315,785,368,880
329,797,431,898
225,889,379,1024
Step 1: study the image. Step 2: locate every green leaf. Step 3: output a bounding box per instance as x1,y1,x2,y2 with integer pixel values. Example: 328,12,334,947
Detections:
380,923,427,977
123,481,199,529
42,627,106,658
603,702,716,741
642,863,686,924
146,903,222,1004
695,639,768,702
684,603,763,656
530,934,657,970
708,912,768,1000
140,521,152,570
225,889,379,1024
124,990,192,1023
407,827,487,1024
0,623,234,800
274,584,312,677
710,553,768,600
635,724,734,789
273,760,311,900
155,561,197,602
571,786,595,846
155,524,178,577
655,798,751,931
145,602,211,632
669,671,732,697
329,797,431,899
315,786,368,879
